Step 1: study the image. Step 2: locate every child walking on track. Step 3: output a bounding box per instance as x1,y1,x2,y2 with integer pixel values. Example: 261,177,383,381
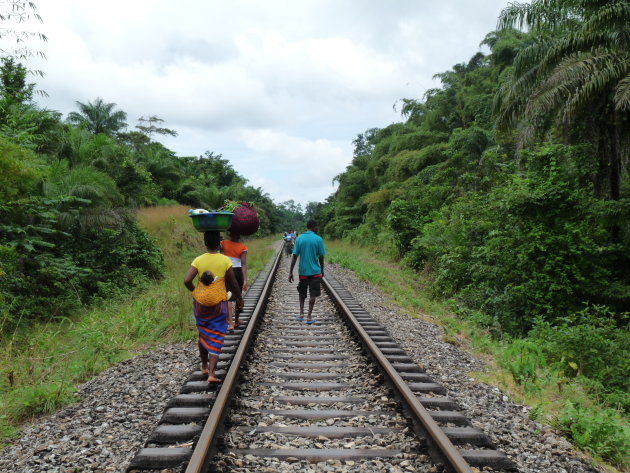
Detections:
221,231,248,331
184,231,243,383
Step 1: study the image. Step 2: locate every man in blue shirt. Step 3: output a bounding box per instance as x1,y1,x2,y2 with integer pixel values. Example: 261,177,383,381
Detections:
288,220,326,324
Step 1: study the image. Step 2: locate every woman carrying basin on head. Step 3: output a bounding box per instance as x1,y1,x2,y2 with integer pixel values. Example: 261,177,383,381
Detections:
184,230,243,383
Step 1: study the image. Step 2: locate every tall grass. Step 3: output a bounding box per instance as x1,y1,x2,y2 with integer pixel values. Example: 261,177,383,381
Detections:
136,204,276,281
0,205,276,442
325,240,451,321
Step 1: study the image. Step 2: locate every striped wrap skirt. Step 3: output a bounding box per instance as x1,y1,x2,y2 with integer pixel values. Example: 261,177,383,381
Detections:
193,300,229,355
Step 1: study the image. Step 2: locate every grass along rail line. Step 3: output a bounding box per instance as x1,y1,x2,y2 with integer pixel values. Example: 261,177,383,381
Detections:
0,205,275,445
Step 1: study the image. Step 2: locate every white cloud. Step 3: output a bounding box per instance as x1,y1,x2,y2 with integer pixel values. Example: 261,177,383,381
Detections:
242,130,349,164
26,0,512,206
240,129,350,201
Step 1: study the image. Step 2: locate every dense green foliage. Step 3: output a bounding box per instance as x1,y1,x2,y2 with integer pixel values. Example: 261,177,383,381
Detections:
315,11,629,333
310,2,629,466
1,196,161,322
0,54,301,330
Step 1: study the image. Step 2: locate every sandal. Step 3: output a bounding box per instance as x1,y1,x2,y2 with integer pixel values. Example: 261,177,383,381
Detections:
207,376,220,383
200,366,209,375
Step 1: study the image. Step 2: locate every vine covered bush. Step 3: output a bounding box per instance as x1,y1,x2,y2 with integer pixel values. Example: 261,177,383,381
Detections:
0,197,163,328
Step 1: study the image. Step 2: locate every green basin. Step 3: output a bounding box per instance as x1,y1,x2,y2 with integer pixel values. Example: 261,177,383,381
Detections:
190,212,234,232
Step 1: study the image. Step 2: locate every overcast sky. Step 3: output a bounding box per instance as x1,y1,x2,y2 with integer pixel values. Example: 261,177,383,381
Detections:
25,0,511,207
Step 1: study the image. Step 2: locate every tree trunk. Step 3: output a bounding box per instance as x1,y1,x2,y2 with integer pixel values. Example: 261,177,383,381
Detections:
610,111,622,202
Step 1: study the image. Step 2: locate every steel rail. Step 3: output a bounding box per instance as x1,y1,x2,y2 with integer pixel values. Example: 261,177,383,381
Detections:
322,276,474,473
184,247,283,473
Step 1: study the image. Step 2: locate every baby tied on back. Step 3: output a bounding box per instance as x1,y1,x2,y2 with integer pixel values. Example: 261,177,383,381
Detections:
191,252,232,307
192,276,226,306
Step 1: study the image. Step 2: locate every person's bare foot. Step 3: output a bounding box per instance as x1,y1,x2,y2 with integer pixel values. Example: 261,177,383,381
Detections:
207,375,220,383
200,364,209,375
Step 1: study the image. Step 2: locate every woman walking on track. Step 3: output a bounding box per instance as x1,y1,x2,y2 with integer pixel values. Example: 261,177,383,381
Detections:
184,231,243,383
220,231,248,331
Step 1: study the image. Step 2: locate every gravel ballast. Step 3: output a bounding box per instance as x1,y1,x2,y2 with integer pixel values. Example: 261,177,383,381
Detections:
213,260,438,473
0,259,606,473
325,263,604,473
0,343,197,473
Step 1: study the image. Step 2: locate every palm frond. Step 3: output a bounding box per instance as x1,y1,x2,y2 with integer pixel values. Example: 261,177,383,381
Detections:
494,65,541,129
513,37,554,76
56,207,127,233
498,0,582,32
526,74,575,120
66,97,128,135
583,3,630,39
540,29,628,74
494,0,630,200
516,120,539,150
613,71,630,110
43,164,123,208
565,53,630,118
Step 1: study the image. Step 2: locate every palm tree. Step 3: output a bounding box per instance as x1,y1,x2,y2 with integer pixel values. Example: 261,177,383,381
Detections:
67,97,128,136
42,161,126,232
494,0,630,200
136,146,183,197
59,125,124,170
43,161,123,207
180,180,224,209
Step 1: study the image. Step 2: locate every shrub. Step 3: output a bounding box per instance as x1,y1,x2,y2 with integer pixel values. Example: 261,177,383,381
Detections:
498,338,547,390
0,197,163,328
2,383,75,422
530,307,629,395
0,136,46,201
156,197,179,206
0,197,91,325
557,401,629,467
415,145,626,334
385,144,449,182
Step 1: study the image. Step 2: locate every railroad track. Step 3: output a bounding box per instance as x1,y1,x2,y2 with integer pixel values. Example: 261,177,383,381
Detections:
128,247,516,473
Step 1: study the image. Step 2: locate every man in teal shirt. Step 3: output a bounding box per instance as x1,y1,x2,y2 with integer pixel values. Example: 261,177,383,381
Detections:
288,220,326,324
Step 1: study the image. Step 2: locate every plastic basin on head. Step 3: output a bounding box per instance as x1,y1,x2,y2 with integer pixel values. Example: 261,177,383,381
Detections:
190,212,234,232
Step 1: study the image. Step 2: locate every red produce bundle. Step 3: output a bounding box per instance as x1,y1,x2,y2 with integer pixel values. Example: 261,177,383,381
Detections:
229,202,259,235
